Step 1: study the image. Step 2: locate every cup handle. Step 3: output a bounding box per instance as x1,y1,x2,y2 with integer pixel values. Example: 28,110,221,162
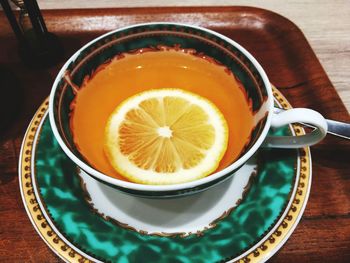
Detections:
263,108,328,148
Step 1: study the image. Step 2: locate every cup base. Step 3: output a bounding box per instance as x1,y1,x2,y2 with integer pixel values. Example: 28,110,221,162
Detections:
78,156,257,237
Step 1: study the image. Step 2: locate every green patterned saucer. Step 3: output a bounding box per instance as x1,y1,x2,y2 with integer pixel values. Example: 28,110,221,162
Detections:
19,88,311,263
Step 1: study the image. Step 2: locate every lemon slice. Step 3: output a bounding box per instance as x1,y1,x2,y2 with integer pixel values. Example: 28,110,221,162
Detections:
104,89,228,185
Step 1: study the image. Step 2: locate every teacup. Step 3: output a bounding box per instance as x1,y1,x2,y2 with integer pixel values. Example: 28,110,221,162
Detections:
49,23,327,198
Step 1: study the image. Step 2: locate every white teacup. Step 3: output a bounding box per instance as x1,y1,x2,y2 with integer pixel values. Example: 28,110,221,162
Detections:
49,23,327,198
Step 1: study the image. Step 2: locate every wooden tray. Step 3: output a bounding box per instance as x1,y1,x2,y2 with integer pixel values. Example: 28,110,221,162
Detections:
0,6,349,262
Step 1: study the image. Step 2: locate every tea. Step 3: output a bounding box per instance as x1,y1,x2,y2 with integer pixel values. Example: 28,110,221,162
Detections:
70,49,254,181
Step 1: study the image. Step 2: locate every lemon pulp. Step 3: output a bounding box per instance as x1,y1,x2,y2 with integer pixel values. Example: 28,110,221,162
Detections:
104,89,229,185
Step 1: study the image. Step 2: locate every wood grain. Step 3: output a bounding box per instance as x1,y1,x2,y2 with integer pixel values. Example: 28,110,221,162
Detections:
0,7,349,263
35,0,350,112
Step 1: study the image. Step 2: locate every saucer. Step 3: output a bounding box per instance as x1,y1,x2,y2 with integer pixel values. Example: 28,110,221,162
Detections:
19,88,311,262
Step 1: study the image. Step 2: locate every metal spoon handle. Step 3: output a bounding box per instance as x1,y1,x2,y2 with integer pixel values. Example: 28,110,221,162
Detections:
273,107,350,140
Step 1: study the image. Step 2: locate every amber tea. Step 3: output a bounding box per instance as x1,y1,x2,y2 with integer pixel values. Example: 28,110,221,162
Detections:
70,48,254,181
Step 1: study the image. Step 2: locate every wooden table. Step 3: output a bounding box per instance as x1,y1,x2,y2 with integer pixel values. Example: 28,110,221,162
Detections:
0,6,349,262
35,0,350,112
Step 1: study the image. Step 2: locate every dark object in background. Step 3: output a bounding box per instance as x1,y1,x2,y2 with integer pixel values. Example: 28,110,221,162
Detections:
0,0,64,68
0,66,23,138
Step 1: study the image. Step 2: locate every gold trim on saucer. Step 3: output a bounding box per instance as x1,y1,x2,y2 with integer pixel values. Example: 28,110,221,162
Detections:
19,99,91,263
237,87,311,263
